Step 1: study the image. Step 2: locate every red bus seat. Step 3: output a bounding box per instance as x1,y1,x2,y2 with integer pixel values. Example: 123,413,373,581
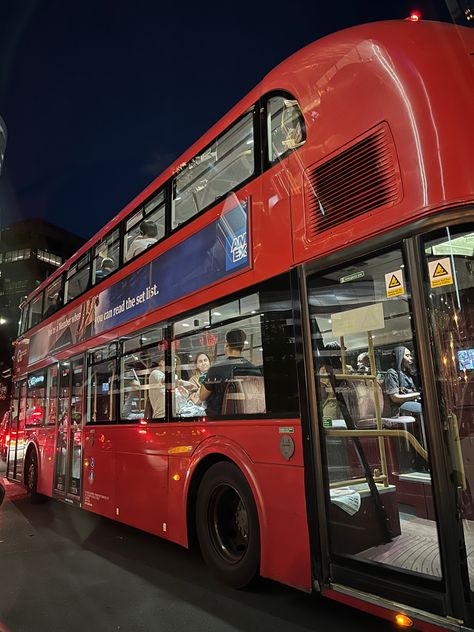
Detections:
349,379,415,429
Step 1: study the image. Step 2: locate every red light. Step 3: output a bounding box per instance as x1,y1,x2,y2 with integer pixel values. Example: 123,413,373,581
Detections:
5,434,10,444
406,10,421,21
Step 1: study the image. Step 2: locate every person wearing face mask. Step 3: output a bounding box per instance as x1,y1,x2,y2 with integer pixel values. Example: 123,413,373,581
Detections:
384,346,422,417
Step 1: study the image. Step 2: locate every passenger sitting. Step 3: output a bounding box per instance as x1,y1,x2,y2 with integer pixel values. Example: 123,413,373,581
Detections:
384,346,422,417
128,220,158,260
357,351,371,374
95,257,115,281
148,359,165,419
199,329,256,418
188,352,211,407
44,293,60,318
121,379,143,420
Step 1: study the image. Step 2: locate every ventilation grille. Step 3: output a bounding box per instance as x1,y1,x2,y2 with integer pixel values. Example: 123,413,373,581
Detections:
304,124,401,241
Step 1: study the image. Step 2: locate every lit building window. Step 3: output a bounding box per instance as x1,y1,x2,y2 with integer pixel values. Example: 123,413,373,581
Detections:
37,250,62,266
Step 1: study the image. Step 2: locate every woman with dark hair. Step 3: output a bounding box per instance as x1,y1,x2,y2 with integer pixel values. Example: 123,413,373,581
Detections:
188,352,211,406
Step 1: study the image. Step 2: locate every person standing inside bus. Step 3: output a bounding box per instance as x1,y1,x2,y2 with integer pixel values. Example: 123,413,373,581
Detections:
199,329,254,418
127,220,158,260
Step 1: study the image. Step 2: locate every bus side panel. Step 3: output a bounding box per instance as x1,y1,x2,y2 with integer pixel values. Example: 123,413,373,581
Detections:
82,427,116,519
36,426,55,496
255,163,293,278
253,461,311,591
113,426,169,535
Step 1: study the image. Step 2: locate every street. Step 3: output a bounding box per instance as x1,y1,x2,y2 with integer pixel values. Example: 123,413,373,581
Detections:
0,465,393,632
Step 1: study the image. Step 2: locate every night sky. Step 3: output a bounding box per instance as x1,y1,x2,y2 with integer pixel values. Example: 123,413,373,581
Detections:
0,0,452,240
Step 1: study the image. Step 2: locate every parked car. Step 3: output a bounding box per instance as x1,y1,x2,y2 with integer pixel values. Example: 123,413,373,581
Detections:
0,411,10,461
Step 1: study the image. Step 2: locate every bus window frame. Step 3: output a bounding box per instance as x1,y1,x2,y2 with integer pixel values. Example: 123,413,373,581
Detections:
122,187,167,266
169,273,300,422
170,106,260,235
91,226,122,286
118,324,167,424
85,342,120,425
25,369,47,428
43,274,64,319
19,302,29,336
28,291,44,330
261,90,307,172
64,250,92,305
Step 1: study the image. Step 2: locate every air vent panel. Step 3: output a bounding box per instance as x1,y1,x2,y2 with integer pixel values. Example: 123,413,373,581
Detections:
304,124,401,241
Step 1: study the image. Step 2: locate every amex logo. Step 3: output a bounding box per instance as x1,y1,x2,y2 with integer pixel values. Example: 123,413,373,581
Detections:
230,232,247,263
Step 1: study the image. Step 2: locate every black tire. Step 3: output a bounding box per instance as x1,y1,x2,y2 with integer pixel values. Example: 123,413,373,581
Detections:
26,451,43,503
196,461,260,588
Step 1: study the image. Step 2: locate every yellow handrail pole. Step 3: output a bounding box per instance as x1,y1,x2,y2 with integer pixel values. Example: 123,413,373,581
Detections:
368,331,389,486
326,428,428,461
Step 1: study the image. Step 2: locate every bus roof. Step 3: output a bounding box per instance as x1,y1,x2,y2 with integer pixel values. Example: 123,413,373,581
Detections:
24,18,472,305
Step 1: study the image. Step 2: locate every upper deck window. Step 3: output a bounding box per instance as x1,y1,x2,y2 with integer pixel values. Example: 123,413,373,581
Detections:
172,110,255,229
92,228,120,285
19,303,29,336
28,292,43,329
267,96,305,164
43,276,63,319
124,190,165,262
65,252,91,304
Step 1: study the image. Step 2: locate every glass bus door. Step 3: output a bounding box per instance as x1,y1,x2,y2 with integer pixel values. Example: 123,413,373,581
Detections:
6,381,25,481
54,357,84,500
421,224,474,625
303,226,473,625
68,358,84,497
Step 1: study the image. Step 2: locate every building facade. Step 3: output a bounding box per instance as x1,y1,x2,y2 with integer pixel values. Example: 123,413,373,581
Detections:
0,219,84,414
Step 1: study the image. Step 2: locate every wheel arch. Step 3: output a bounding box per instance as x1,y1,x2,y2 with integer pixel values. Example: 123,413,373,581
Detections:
184,439,267,555
24,441,39,487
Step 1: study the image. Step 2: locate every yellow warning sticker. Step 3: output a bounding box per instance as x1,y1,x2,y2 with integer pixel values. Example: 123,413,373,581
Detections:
428,257,453,288
385,269,405,298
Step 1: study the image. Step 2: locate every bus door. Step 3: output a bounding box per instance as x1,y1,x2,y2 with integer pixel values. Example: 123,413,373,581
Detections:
302,225,473,626
7,380,26,481
420,224,474,626
53,357,84,500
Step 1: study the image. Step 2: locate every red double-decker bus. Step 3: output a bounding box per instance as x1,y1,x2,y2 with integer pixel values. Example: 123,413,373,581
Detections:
7,18,474,631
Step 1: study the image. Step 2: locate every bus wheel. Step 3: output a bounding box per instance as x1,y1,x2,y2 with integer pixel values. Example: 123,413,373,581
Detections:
196,461,260,588
26,451,42,503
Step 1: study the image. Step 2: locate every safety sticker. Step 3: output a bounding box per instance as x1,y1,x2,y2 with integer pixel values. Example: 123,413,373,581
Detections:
385,270,405,298
428,257,453,288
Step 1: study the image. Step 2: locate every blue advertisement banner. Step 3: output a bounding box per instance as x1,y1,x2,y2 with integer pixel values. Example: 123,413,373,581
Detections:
27,199,249,365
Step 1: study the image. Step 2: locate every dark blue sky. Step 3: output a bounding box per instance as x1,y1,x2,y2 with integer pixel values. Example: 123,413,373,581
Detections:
0,0,452,239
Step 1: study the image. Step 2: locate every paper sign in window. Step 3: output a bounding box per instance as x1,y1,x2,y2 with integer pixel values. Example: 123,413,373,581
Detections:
332,303,384,337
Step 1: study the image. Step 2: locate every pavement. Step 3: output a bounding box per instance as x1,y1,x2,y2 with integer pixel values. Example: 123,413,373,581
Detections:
0,477,26,503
